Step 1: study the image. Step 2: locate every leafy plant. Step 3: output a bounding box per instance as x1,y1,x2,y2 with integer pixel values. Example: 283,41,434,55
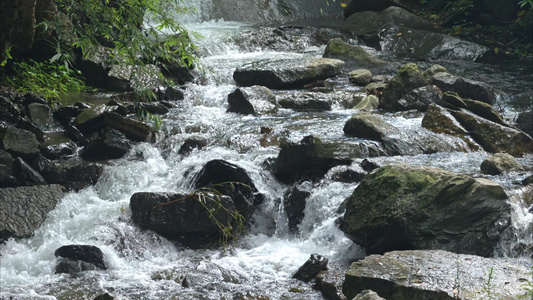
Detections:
518,266,533,299
518,0,533,9
1,59,85,102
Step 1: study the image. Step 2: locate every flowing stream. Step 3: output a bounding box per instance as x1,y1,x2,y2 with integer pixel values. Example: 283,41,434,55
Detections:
1,2,532,299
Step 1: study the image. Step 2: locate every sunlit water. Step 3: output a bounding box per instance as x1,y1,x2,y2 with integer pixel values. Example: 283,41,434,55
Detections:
1,8,532,300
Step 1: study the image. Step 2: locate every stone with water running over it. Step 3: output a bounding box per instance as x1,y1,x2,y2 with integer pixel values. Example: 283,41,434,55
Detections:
233,57,344,89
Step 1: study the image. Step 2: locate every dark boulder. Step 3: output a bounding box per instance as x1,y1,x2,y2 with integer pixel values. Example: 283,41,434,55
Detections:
178,138,207,156
14,157,46,186
331,166,367,183
278,97,332,111
343,250,530,300
81,129,131,161
55,245,107,274
340,164,511,257
139,102,170,115
233,57,344,89
395,85,443,112
53,105,84,125
0,126,40,159
27,103,52,128
360,158,379,172
36,157,103,191
344,0,405,18
292,254,328,282
227,86,278,116
227,88,257,115
194,159,260,219
516,111,533,137
273,135,352,184
0,184,65,242
283,183,312,233
343,112,399,142
130,192,241,247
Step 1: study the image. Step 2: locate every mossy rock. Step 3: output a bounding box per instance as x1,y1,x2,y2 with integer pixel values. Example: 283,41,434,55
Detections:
340,164,510,257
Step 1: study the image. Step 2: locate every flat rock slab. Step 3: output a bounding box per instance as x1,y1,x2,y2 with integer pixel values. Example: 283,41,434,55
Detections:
343,250,532,300
0,184,65,241
233,58,344,89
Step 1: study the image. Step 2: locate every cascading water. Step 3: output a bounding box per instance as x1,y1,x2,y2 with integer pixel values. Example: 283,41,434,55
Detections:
1,1,532,299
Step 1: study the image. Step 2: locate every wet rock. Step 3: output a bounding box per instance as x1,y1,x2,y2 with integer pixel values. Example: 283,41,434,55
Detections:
379,63,429,111
54,245,107,273
0,149,15,172
233,57,344,89
343,112,399,142
340,164,511,257
75,106,156,143
363,82,387,94
423,64,448,81
516,111,533,137
27,103,52,128
343,250,531,300
395,85,443,112
353,95,379,111
292,254,328,282
227,86,277,115
422,104,469,136
331,166,367,183
0,184,65,241
159,85,185,101
194,159,260,219
360,159,379,172
178,137,207,156
323,38,386,68
14,157,46,186
430,72,497,105
451,109,533,156
0,95,44,141
94,293,115,300
130,192,241,247
273,135,352,184
278,97,331,111
379,26,489,61
0,165,17,188
349,69,373,86
37,159,103,191
109,64,162,92
284,183,311,233
0,126,39,159
480,153,524,175
81,129,131,161
41,141,76,160
344,0,405,18
523,175,533,185
343,7,439,37
352,290,385,300
462,98,506,126
139,102,170,115
315,262,348,300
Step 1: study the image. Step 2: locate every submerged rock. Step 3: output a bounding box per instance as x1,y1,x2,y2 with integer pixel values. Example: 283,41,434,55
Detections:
0,184,65,241
480,153,524,175
233,57,344,89
273,135,351,184
340,164,511,257
343,250,531,300
178,137,207,156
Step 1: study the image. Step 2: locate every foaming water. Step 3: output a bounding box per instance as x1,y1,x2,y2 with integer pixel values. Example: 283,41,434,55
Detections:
2,16,532,300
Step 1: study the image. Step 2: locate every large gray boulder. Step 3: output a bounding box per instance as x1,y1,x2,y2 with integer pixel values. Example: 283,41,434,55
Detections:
233,57,344,89
340,164,511,257
0,184,65,241
516,111,533,137
130,192,241,248
343,112,399,142
343,250,531,300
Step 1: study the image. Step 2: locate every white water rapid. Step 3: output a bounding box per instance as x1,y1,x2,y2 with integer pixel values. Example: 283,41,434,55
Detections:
1,2,532,299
